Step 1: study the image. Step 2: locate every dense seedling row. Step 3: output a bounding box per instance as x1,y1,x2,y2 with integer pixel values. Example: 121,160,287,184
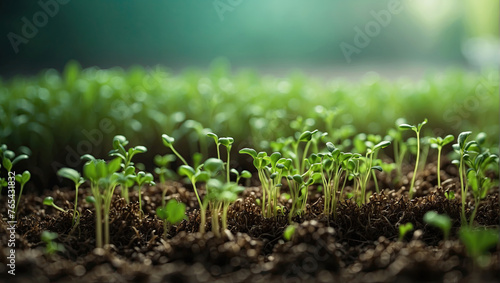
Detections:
1,63,498,185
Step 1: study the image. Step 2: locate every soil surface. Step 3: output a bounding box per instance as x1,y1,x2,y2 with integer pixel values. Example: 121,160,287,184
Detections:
1,161,499,283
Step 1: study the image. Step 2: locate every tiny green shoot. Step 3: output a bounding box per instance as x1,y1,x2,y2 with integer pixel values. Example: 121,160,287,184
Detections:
399,118,427,199
423,211,451,240
43,196,68,213
398,222,414,241
41,231,65,255
57,168,85,226
429,135,454,188
14,170,30,217
156,199,187,239
283,225,296,241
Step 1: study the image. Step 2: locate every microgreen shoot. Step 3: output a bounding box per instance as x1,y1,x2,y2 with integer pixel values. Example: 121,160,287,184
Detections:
205,179,244,237
135,171,155,217
13,170,30,218
162,134,188,166
43,196,68,213
399,118,427,199
41,231,65,255
398,222,414,241
156,199,187,239
459,227,500,267
283,224,296,241
230,168,252,185
108,135,147,203
429,135,454,188
423,211,451,241
57,168,85,226
452,131,473,225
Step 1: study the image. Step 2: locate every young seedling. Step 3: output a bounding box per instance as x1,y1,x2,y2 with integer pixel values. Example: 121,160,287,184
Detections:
429,135,454,188
108,135,147,203
156,199,187,239
423,211,451,241
205,179,244,237
162,134,189,166
464,150,498,226
360,140,391,203
14,170,30,218
283,224,297,241
154,154,176,185
230,169,252,185
459,227,500,267
82,157,121,248
135,171,155,217
57,168,85,226
43,196,68,213
0,144,29,197
452,131,474,225
41,231,65,255
178,163,211,233
399,118,427,199
398,222,414,241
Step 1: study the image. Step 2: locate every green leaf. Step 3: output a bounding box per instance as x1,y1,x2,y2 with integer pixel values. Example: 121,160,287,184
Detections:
165,199,187,224
43,196,54,206
298,130,314,142
207,132,219,144
283,225,296,241
178,165,195,179
326,142,336,153
373,140,391,150
156,207,168,220
442,135,454,145
399,222,414,240
203,158,224,174
85,196,96,204
457,131,472,149
113,135,128,148
195,171,210,182
11,154,29,166
133,146,147,154
292,174,303,184
417,118,428,131
423,211,451,239
219,137,234,147
80,154,96,162
2,158,12,172
270,152,281,167
16,170,31,184
107,158,122,174
371,166,383,172
162,134,175,147
239,148,257,159
58,168,81,184
398,124,413,130
241,170,252,179
459,227,500,258
41,231,58,242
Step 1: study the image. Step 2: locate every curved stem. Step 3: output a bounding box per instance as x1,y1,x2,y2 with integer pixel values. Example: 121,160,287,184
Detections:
409,131,420,199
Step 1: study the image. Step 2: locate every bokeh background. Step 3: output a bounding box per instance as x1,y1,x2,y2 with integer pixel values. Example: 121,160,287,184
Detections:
1,0,498,76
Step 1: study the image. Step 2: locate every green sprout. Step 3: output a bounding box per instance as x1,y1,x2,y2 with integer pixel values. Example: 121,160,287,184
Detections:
41,231,65,255
57,168,84,226
459,227,500,267
360,140,391,203
283,224,296,241
463,149,498,226
154,154,176,185
108,135,147,203
205,179,244,237
320,143,353,218
423,211,451,241
398,222,414,241
0,144,29,197
230,168,252,185
178,162,211,233
135,171,155,218
162,134,189,166
156,199,187,239
399,118,427,199
387,119,408,183
452,131,474,225
429,135,454,188
43,196,68,213
82,157,121,248
13,170,30,218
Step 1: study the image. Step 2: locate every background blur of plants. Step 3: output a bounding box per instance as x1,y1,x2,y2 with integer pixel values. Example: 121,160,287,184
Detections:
0,0,498,190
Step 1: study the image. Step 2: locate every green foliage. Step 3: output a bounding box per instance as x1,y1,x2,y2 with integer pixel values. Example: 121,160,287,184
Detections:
156,199,187,239
57,168,84,226
283,225,296,241
423,211,451,240
205,179,244,237
399,118,427,199
429,134,454,188
41,231,65,255
43,196,67,213
398,222,414,241
459,227,500,266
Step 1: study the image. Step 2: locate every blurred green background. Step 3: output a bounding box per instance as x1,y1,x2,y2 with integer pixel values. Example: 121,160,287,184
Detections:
1,0,498,75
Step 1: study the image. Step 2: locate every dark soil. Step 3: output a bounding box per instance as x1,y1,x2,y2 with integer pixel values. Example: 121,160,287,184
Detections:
1,161,499,283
